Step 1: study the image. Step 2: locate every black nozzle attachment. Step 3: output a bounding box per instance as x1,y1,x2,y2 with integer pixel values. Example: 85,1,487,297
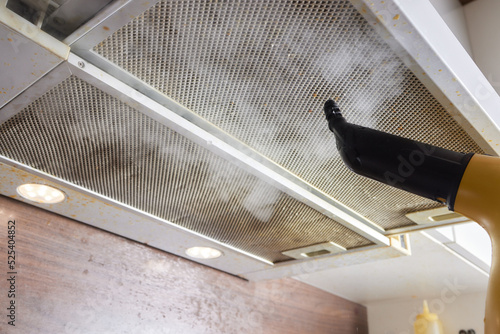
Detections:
324,100,473,210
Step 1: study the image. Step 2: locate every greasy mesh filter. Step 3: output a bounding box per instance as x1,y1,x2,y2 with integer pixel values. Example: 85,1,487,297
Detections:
94,0,484,229
0,76,372,262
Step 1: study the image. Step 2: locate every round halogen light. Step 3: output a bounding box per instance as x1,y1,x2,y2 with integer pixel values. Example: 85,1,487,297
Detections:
17,184,66,204
185,246,223,259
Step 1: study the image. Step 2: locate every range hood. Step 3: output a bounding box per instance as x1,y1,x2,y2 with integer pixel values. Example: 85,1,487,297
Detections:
1,0,499,280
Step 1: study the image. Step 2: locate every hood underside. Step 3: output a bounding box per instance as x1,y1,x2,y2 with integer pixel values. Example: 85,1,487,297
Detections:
1,0,498,278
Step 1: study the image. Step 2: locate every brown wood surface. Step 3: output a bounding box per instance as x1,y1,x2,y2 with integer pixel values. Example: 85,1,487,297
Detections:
0,195,368,333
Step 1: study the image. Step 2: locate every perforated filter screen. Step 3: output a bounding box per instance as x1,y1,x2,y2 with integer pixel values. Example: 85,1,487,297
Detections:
93,0,484,230
0,76,372,262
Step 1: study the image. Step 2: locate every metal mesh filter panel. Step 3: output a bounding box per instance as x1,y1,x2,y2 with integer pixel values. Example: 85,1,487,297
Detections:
94,0,484,230
0,76,372,262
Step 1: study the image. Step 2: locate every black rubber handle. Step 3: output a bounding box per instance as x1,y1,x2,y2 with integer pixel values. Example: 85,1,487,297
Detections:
324,100,473,210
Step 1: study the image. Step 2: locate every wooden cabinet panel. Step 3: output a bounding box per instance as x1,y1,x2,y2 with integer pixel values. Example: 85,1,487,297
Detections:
0,195,368,333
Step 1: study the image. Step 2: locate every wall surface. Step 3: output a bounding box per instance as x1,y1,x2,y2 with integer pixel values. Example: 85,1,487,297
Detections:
0,195,368,334
366,292,486,334
464,0,500,94
429,0,473,55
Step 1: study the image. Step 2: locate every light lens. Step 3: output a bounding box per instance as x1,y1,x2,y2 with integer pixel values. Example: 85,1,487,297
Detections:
185,246,223,259
17,184,66,204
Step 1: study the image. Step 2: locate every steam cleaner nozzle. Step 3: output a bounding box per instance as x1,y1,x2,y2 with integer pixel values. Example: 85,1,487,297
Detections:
324,99,343,119
323,100,473,210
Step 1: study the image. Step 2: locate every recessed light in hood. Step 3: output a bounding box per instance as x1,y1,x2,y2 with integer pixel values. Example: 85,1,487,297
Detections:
186,246,223,260
17,183,66,204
